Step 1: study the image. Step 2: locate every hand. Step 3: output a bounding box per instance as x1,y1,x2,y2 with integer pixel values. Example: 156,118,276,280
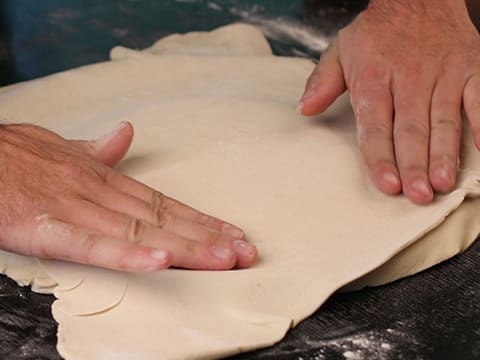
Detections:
0,123,257,271
299,0,480,204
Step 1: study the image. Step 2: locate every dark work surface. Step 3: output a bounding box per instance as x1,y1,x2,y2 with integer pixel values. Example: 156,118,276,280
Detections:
1,1,480,359
0,0,368,85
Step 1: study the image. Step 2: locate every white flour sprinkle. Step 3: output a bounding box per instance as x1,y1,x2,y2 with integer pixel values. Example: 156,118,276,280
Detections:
207,1,222,11
230,7,330,53
294,329,400,360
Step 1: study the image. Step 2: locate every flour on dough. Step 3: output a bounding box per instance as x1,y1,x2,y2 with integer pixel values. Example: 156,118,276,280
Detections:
0,24,480,359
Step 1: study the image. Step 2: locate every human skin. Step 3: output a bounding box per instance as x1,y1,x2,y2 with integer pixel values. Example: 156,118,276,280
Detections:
0,122,257,271
299,0,480,205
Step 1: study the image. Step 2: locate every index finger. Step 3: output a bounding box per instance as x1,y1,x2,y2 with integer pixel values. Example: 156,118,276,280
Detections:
104,169,245,239
351,77,401,195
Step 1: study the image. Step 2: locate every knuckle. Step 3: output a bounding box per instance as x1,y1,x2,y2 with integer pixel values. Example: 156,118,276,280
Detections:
430,153,458,167
207,231,224,247
154,209,173,229
56,162,99,184
394,121,429,142
57,162,85,177
151,190,168,211
431,118,461,134
82,140,97,155
81,234,98,265
196,213,212,227
439,54,465,74
357,123,391,148
401,62,423,80
353,96,374,117
126,217,147,244
151,191,174,228
360,123,391,138
358,63,389,85
92,164,109,182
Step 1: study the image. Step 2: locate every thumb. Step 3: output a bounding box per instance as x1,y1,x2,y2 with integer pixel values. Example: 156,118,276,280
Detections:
298,39,346,116
73,121,134,167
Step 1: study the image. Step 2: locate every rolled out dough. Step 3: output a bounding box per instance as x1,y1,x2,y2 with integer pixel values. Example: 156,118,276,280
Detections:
1,24,480,359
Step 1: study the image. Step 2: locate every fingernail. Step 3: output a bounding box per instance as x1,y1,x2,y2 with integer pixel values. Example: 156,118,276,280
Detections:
383,172,401,186
149,249,170,264
221,223,244,239
210,245,234,260
411,180,431,196
94,121,128,147
234,240,256,257
296,102,304,114
297,88,319,114
432,166,451,182
300,88,317,103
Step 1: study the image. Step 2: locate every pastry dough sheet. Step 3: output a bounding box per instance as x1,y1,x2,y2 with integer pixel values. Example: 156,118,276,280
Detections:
0,24,480,359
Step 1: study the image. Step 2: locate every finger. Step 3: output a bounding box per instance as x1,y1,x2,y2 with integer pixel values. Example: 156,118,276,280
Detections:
351,69,401,195
72,121,134,167
74,185,257,268
429,78,462,192
104,168,245,239
55,201,239,270
464,73,480,149
298,39,346,116
148,212,256,269
32,217,172,272
393,74,434,204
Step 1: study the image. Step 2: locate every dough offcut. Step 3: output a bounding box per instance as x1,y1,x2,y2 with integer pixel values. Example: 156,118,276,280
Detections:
0,24,480,359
